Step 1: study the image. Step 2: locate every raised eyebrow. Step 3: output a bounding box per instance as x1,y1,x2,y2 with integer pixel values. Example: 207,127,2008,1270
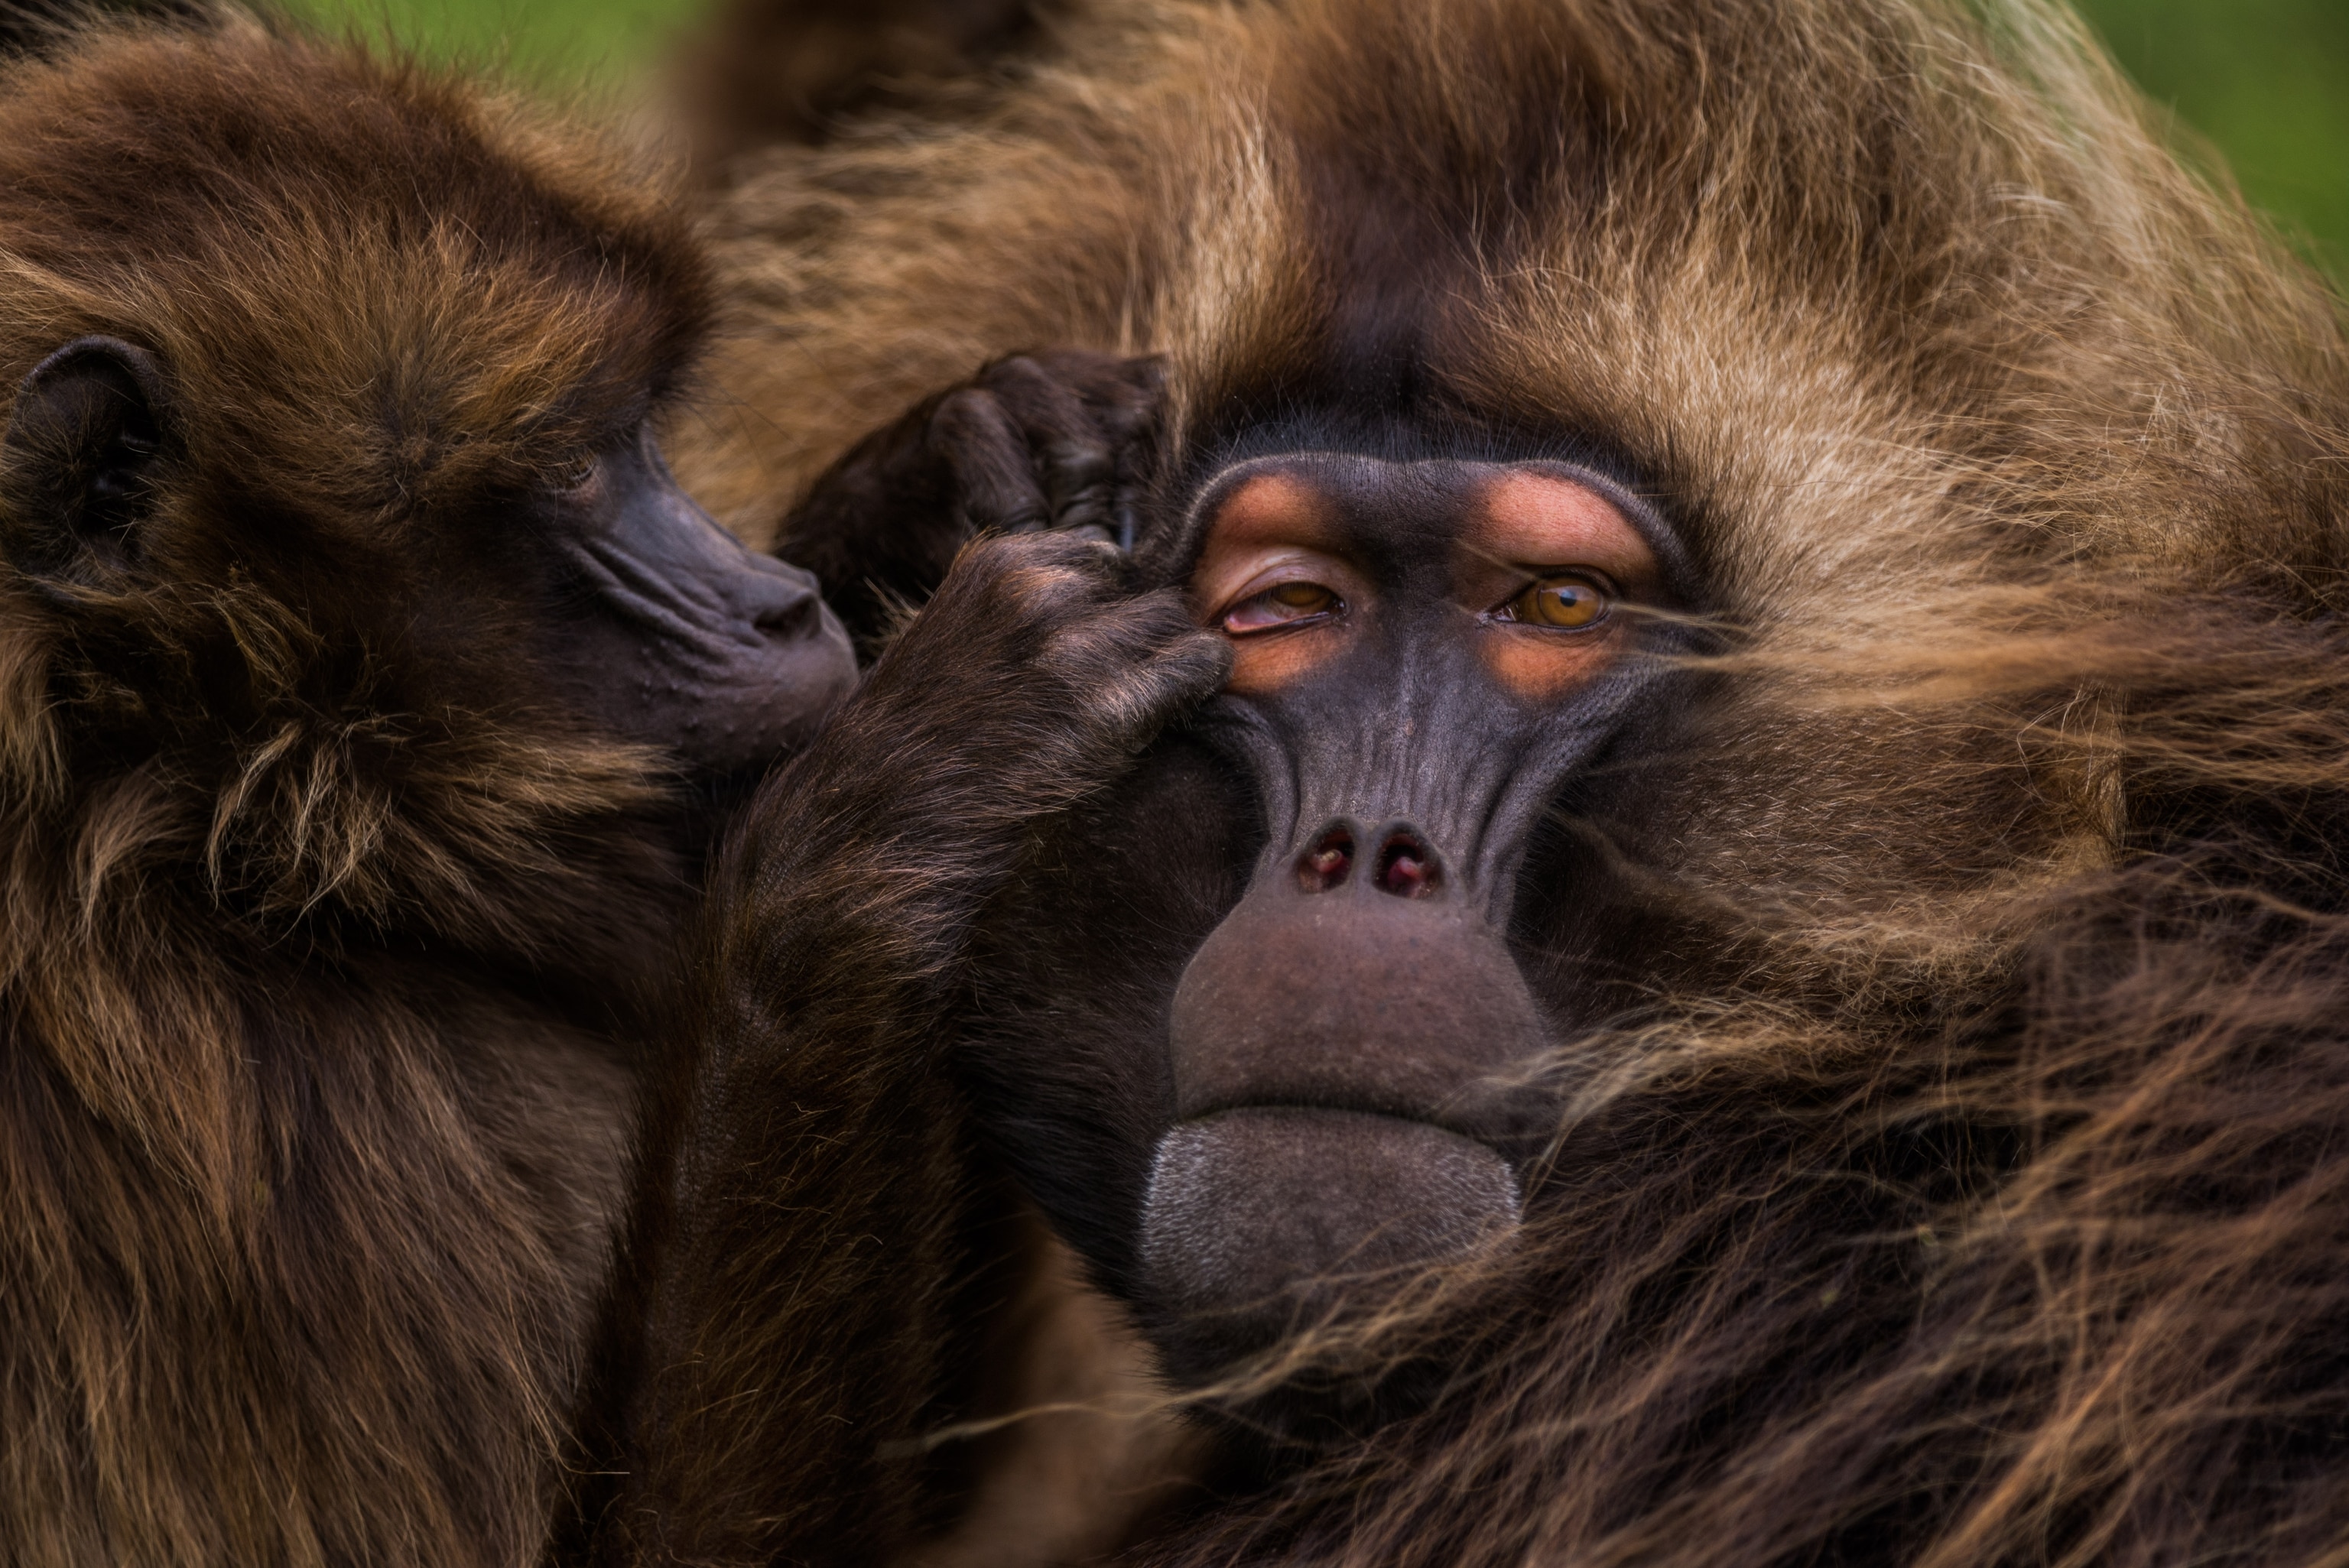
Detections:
1508,461,1691,595
1190,465,1333,538
1184,454,1334,526
1181,463,1281,554
1178,452,1384,561
1184,460,1269,532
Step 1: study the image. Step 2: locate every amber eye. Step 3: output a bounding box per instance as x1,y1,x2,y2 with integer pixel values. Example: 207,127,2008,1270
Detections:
1223,579,1340,635
1499,573,1610,630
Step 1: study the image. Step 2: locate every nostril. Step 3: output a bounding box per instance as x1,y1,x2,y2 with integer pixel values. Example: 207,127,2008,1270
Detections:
1375,831,1441,899
1296,826,1354,894
753,585,820,639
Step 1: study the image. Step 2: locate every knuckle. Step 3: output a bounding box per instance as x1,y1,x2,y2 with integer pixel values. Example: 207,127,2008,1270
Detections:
925,387,1011,447
973,534,1118,609
976,354,1056,403
1014,528,1122,573
1045,456,1116,501
937,537,1063,609
998,563,1093,612
1026,348,1118,388
980,351,1045,380
951,531,1027,573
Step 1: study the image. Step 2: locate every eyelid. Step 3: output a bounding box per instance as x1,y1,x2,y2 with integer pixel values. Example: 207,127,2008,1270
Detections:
1222,568,1340,618
1197,547,1356,624
550,449,603,495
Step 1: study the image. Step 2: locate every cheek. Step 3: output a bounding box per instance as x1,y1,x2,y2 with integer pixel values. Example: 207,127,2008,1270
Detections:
1226,625,1345,695
1479,625,1626,703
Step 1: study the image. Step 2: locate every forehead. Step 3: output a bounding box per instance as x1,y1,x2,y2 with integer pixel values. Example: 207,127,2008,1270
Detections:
1181,453,1685,585
0,33,710,437
1194,456,1467,546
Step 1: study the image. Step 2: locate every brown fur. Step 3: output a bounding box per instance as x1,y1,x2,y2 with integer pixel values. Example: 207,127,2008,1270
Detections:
903,1219,1210,1568
676,0,1073,174
0,16,722,1565
648,0,2349,1562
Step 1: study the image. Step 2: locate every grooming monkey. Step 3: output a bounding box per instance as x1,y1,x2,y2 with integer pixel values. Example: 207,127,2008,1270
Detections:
0,13,860,1564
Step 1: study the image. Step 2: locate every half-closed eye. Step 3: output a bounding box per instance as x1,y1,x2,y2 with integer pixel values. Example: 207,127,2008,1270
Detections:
1223,579,1343,635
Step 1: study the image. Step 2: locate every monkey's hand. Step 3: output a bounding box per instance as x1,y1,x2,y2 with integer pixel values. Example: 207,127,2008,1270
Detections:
566,532,1223,1566
699,528,1226,1050
759,528,1229,890
781,350,1168,654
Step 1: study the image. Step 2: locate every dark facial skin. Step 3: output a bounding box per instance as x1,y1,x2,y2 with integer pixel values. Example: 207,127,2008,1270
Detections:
944,396,1701,1443
719,348,1705,1444
1143,452,1684,1342
3,336,856,782
539,424,855,777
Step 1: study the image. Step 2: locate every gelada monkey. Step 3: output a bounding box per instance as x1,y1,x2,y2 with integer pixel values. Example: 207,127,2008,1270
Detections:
0,11,856,1564
584,0,2349,1563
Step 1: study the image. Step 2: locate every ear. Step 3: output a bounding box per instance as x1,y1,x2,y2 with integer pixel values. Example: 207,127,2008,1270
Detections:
1,335,179,577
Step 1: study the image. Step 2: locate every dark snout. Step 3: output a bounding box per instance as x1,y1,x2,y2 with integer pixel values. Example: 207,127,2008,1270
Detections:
1167,817,1545,1128
577,433,858,775
697,544,859,767
733,549,833,642
1143,816,1542,1388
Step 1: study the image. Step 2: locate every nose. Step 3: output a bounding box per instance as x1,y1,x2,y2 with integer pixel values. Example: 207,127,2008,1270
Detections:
1295,820,1444,900
1172,818,1539,1131
1145,811,1538,1387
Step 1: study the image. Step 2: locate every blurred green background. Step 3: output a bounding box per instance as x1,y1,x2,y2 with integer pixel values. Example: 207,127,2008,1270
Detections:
2076,0,2349,274
278,0,2349,275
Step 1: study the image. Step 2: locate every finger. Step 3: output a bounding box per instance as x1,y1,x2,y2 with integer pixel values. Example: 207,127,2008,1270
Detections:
1040,582,1209,684
928,388,1051,533
1088,359,1169,552
976,355,1119,535
1025,349,1166,437
944,531,1131,647
1088,353,1168,442
1062,625,1231,745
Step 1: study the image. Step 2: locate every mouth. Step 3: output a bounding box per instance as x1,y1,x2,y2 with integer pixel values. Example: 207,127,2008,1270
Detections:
1141,806,1551,1427
1137,1105,1522,1388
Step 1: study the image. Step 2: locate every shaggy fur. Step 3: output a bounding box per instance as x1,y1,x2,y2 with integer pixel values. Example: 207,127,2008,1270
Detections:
634,0,2349,1562
0,17,722,1566
0,0,196,53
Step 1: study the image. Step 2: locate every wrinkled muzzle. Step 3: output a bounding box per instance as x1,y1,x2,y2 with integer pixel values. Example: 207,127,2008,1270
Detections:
1142,808,1544,1387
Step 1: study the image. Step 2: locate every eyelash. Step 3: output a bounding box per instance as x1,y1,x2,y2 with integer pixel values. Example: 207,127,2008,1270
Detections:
546,450,601,493
1221,579,1343,635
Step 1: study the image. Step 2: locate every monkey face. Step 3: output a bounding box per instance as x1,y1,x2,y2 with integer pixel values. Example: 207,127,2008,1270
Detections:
1,334,855,786
516,421,856,777
963,430,1703,1440
1144,452,1687,1348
